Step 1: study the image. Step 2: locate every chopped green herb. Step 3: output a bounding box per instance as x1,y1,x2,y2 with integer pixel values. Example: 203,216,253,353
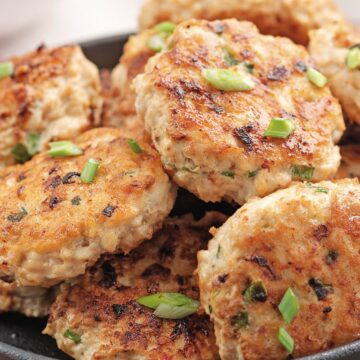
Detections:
137,292,199,320
325,250,339,265
48,141,82,157
202,68,254,91
11,133,41,164
278,288,299,324
181,166,199,174
7,207,28,222
127,138,143,154
155,21,176,34
64,329,81,344
223,49,240,66
80,158,100,184
243,62,254,73
102,204,117,217
147,34,167,52
278,327,294,353
244,281,268,302
120,170,137,176
0,61,14,79
308,278,333,301
208,305,213,314
221,170,235,178
71,196,81,206
263,118,295,139
292,165,314,180
247,170,258,178
346,47,360,70
230,311,249,328
112,304,125,316
216,245,221,259
62,172,81,184
307,67,327,88
305,183,328,193
11,143,31,164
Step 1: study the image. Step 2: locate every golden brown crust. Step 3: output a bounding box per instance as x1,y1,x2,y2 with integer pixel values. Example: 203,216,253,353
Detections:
197,179,360,360
139,0,345,45
0,127,176,287
0,45,102,168
135,19,344,204
102,30,156,133
45,213,226,360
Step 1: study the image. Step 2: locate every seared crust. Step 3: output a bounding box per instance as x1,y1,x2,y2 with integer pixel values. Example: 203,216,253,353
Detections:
0,45,102,168
336,145,360,179
0,280,57,317
197,179,360,360
45,213,226,360
102,30,157,133
0,127,176,287
139,0,345,45
309,25,360,124
135,19,344,204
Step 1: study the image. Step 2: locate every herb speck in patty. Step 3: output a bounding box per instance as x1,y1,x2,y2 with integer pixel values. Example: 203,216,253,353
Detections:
308,278,334,301
102,204,117,217
7,207,28,222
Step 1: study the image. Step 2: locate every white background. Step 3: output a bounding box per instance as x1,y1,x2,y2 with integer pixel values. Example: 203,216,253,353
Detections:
0,0,358,59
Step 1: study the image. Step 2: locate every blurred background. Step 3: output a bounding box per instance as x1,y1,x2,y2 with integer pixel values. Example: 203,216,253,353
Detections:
0,0,357,59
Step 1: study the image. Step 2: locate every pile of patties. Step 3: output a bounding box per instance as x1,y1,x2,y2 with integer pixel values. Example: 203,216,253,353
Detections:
1,1,360,359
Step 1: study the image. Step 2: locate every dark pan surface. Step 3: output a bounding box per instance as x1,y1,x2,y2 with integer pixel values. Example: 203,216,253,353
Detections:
0,33,360,360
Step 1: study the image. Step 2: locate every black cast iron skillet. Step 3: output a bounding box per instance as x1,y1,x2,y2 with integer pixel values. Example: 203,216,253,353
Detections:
0,33,360,360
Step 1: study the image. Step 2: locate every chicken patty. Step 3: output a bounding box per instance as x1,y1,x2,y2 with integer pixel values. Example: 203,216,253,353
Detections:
197,179,360,360
0,127,176,288
45,212,226,360
336,145,360,179
0,280,57,317
102,29,159,133
135,19,344,204
139,0,345,45
0,45,102,168
309,25,360,124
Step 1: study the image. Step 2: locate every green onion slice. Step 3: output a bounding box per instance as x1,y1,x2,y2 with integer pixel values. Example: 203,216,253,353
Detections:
278,327,294,353
48,141,83,157
155,21,176,34
64,329,81,344
307,67,327,88
137,292,196,309
147,34,167,52
137,292,199,320
26,133,41,156
0,61,14,79
346,47,360,70
202,68,254,91
263,118,295,139
292,165,314,180
127,138,143,154
278,288,299,324
153,302,199,319
80,158,100,184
